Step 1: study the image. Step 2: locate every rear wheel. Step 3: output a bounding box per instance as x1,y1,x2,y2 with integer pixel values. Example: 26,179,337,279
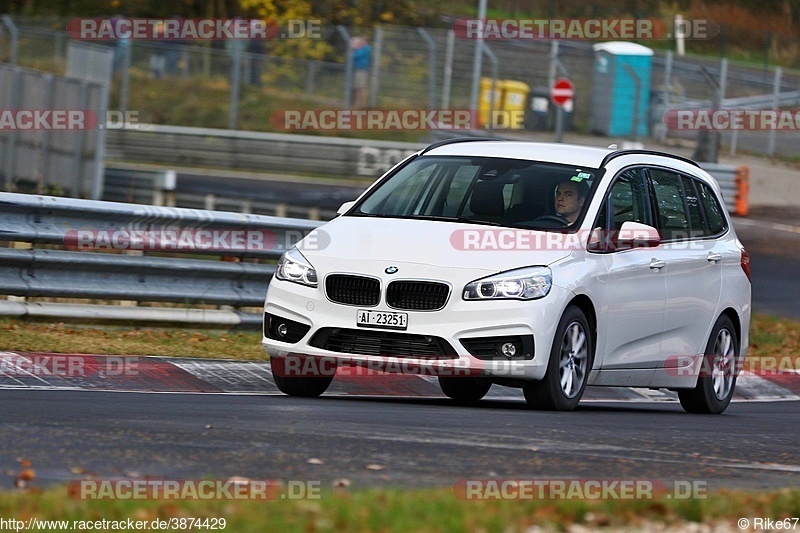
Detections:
678,315,738,414
438,376,492,404
270,357,333,398
523,306,592,411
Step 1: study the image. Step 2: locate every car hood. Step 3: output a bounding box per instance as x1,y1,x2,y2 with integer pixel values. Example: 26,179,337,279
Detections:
298,216,576,274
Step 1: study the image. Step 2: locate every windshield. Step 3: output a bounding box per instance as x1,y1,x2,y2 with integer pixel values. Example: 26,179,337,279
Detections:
352,156,601,231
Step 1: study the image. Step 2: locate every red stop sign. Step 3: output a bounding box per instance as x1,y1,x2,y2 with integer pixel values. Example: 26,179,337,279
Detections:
550,78,574,107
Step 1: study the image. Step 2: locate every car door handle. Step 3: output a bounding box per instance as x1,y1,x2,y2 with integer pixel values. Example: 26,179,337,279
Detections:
707,252,723,263
649,258,666,270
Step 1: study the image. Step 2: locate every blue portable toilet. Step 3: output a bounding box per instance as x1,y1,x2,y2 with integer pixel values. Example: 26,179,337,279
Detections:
589,42,653,137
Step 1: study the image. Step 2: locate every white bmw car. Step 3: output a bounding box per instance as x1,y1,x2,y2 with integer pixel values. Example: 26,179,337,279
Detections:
263,140,751,413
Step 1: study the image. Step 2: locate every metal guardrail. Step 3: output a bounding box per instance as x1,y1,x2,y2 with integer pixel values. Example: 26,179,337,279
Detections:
106,126,749,215
698,163,750,217
0,192,321,258
101,164,361,220
675,90,800,111
106,124,425,180
0,192,324,327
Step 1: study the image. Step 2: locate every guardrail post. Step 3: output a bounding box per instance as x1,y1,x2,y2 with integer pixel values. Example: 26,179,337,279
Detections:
734,165,750,216
153,170,177,207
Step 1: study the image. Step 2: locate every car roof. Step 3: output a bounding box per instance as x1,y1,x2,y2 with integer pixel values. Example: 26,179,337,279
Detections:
421,140,707,181
422,141,614,169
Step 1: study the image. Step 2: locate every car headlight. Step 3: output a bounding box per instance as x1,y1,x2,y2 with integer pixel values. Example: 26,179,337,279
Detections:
463,266,551,301
275,248,318,287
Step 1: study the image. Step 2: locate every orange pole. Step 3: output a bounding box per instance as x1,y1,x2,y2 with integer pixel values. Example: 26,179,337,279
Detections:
734,165,750,217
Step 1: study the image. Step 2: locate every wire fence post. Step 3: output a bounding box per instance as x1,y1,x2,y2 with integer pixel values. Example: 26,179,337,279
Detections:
36,74,55,190
483,43,498,133
715,58,727,160
119,41,131,113
441,29,455,110
664,50,673,88
622,64,642,142
337,26,353,109
228,44,243,130
767,66,782,157
417,27,437,109
91,82,110,200
469,0,487,114
0,15,18,65
369,26,383,108
305,60,317,97
55,31,66,66
2,66,21,189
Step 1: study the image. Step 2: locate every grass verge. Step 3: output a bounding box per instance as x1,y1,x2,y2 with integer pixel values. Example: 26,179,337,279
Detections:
0,319,265,360
0,486,798,531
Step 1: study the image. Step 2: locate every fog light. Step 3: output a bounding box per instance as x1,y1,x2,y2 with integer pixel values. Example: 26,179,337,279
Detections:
500,343,517,358
277,323,289,338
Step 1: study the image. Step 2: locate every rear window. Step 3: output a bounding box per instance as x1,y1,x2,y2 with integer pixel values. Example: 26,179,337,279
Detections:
696,180,727,235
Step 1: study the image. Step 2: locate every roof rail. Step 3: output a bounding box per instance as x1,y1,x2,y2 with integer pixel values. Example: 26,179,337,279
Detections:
420,137,501,155
601,149,700,168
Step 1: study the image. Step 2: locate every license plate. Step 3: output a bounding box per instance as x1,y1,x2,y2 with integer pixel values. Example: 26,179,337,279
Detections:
357,309,408,330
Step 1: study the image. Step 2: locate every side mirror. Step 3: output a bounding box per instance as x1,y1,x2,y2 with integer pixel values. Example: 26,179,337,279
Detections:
617,221,661,249
337,201,355,215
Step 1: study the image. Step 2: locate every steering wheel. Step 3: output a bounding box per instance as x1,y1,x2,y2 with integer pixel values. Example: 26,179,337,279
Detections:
532,214,570,227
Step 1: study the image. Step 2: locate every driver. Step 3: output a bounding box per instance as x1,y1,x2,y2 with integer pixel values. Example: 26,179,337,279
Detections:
555,179,589,224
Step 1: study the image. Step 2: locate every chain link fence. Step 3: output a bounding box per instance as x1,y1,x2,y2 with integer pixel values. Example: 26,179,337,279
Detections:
4,16,800,159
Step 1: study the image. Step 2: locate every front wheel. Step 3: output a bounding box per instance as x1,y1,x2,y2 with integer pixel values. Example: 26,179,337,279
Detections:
523,306,593,411
270,357,333,398
678,315,738,414
438,376,492,404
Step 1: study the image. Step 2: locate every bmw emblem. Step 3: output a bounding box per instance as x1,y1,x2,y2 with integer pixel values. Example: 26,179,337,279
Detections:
385,266,399,275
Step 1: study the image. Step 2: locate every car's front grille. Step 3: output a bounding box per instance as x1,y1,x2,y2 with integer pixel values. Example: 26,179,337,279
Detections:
325,275,380,306
386,281,450,311
309,328,457,359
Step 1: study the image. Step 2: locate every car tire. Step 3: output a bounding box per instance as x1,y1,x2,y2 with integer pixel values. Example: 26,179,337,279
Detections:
438,376,492,404
523,305,593,411
678,315,738,414
270,357,333,398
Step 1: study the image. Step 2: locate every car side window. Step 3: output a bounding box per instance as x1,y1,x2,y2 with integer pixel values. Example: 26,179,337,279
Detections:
681,175,707,237
696,181,727,235
589,168,649,252
442,165,480,216
649,169,690,241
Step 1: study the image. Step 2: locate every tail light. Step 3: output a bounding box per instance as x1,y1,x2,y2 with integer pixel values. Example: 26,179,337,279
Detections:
740,247,751,282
